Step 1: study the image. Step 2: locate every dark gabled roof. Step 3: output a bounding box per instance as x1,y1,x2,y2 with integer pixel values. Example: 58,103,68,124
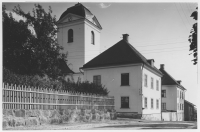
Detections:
58,3,102,29
159,68,186,90
82,39,162,75
58,59,74,75
184,100,196,106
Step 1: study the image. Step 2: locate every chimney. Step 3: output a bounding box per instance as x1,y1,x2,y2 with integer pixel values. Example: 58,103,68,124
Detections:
75,2,81,6
177,80,182,84
123,34,129,42
160,64,165,70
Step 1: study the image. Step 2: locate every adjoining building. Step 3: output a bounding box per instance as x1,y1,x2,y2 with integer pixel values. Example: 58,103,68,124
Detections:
159,65,186,121
81,34,163,121
184,100,196,121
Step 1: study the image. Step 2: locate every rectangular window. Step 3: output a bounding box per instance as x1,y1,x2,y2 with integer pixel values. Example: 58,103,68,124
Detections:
93,75,101,86
177,90,179,98
162,103,166,110
156,99,159,109
182,92,183,99
180,91,182,99
144,74,148,87
121,73,129,86
121,97,129,108
180,103,182,110
151,77,154,89
161,90,166,98
151,98,154,109
145,97,147,108
156,80,159,91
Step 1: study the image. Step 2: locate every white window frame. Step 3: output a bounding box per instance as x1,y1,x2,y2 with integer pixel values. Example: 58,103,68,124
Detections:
151,77,154,89
162,102,166,110
121,96,130,109
156,80,159,91
144,74,148,87
156,99,159,109
144,97,148,108
93,75,101,86
151,98,154,109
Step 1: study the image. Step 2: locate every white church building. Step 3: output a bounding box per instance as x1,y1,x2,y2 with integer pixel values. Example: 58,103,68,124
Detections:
57,3,102,81
57,3,163,120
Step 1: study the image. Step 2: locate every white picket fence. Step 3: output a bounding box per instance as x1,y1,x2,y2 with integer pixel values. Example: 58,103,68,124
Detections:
2,83,114,110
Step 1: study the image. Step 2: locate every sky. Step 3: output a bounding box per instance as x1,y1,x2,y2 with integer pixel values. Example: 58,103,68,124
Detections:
2,1,198,106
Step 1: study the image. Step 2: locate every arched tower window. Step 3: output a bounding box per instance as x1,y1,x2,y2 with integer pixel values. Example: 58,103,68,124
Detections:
91,31,95,44
68,29,73,43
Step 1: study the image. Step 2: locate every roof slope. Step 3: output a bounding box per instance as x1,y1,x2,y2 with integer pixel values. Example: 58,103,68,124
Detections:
159,68,186,90
58,59,74,74
184,100,195,106
82,39,162,75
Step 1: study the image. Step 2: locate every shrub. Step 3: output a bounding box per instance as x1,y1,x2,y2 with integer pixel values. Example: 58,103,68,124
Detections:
3,68,109,95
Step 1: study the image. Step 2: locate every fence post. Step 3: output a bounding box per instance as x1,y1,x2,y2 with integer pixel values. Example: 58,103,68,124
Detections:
2,83,115,112
104,96,105,111
56,90,58,110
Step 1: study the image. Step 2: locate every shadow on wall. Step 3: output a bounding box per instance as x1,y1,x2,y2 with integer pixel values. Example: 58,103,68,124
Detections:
116,112,161,121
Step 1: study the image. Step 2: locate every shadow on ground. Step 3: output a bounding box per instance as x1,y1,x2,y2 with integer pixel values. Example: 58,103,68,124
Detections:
93,123,193,129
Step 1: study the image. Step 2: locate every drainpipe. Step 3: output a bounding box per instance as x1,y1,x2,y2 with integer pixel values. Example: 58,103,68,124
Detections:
141,63,144,118
79,67,84,75
161,80,162,121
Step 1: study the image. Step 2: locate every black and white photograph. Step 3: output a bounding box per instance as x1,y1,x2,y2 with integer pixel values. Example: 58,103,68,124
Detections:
1,0,198,130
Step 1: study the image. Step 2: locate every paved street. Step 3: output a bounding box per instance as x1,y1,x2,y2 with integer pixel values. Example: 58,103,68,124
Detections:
89,121,197,130
5,118,197,130
87,118,197,130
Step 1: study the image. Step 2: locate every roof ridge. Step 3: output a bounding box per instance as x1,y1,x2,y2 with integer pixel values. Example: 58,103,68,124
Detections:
161,69,186,90
126,42,148,63
85,40,123,64
126,41,162,74
83,39,162,75
160,69,179,84
160,68,186,89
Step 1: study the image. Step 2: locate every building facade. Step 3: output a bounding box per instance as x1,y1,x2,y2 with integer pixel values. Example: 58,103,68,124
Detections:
184,100,196,121
159,64,186,121
82,34,163,121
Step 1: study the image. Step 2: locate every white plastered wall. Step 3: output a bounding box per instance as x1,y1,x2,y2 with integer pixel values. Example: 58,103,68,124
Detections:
142,66,162,115
83,64,143,113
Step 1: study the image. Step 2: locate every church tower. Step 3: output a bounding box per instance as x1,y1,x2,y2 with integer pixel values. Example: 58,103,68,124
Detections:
57,3,102,73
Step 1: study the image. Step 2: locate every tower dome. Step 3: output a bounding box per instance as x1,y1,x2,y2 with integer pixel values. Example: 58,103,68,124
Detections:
59,3,102,29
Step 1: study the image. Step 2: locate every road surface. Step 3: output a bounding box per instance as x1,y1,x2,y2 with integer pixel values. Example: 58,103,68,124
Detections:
4,118,197,130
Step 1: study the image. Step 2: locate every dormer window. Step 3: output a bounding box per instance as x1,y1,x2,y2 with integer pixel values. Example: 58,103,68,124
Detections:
68,29,73,43
147,59,154,67
91,31,95,44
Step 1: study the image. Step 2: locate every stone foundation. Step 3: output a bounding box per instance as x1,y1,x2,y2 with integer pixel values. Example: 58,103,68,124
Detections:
3,108,117,128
